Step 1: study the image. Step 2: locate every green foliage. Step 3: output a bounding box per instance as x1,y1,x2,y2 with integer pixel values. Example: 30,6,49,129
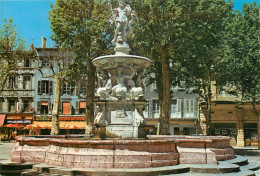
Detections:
48,0,113,82
220,2,259,103
0,18,27,92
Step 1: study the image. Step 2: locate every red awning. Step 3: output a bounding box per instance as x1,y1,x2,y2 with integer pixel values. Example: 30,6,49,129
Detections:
0,114,6,127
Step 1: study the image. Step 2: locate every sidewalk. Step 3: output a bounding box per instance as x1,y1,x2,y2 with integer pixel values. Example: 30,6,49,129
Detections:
0,142,15,160
234,147,260,162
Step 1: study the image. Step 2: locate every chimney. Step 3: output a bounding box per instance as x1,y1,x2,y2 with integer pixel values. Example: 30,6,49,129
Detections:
30,44,34,51
41,37,46,48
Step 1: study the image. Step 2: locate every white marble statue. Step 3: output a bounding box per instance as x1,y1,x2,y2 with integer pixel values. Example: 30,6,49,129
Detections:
97,79,112,99
112,67,135,97
108,0,135,44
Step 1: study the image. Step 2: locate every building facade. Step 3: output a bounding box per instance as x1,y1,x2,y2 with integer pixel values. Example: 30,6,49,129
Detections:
143,83,199,135
199,81,259,147
33,38,86,134
0,49,35,137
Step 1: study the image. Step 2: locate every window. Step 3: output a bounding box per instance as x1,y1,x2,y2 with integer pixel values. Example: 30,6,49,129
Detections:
170,99,182,118
79,102,86,115
9,100,16,112
152,83,157,91
220,86,226,97
23,100,30,112
143,102,150,118
24,58,30,67
38,80,53,95
63,84,70,94
152,100,159,118
9,76,17,89
80,84,86,95
62,102,71,115
42,59,49,67
184,99,196,118
62,84,75,95
40,102,48,114
23,76,31,89
42,81,49,94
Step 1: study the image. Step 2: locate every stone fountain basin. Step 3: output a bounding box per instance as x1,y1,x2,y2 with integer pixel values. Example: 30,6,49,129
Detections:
92,55,152,70
11,135,235,169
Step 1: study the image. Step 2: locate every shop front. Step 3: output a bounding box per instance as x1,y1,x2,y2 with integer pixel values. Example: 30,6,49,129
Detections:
213,123,237,146
3,113,33,138
34,115,86,135
244,123,258,146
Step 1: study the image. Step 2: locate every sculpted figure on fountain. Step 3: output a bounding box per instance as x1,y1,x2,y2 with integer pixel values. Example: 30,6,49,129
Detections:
108,0,136,45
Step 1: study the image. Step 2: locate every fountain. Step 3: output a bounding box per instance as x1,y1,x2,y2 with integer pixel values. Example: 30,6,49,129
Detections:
92,0,151,138
7,1,250,175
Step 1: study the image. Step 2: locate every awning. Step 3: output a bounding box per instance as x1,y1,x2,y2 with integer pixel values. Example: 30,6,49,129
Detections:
6,114,33,119
41,102,48,106
0,114,6,127
34,121,86,129
60,121,86,129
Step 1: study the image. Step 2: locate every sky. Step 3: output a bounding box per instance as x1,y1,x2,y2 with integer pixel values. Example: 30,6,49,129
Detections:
0,0,258,48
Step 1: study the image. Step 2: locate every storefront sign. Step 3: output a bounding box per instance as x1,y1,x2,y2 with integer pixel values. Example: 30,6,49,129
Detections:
6,120,32,124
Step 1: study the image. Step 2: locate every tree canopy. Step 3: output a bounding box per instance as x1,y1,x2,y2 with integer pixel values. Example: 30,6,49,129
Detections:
0,18,27,92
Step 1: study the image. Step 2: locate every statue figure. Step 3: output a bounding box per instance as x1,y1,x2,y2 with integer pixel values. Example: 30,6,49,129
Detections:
108,0,135,44
111,67,135,97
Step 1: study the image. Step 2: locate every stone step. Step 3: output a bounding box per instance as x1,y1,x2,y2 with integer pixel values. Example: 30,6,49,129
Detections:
33,164,190,176
166,170,255,176
0,160,34,175
188,163,240,174
240,161,260,171
224,155,249,166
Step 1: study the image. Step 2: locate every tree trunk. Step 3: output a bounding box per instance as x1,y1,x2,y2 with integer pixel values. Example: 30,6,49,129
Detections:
159,54,170,135
257,116,260,150
206,84,213,136
85,61,96,135
51,75,61,135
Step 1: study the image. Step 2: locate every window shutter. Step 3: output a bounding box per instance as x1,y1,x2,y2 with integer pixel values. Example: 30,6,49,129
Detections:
38,59,42,68
71,103,74,115
75,101,79,115
61,83,64,95
49,81,53,95
59,102,62,114
38,81,42,95
15,76,18,89
37,101,41,114
48,102,52,115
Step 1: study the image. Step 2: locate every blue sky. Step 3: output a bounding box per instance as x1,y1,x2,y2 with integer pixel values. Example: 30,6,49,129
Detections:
0,0,258,48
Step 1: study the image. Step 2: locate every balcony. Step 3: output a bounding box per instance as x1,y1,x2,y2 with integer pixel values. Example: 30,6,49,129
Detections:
213,93,241,102
0,90,34,97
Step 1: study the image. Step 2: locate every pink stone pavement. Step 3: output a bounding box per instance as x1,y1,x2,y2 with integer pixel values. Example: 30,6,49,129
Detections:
11,135,235,168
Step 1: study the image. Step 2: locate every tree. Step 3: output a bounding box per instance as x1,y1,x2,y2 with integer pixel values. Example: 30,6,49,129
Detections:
0,18,27,92
132,0,232,135
220,2,260,147
49,0,112,134
34,47,75,135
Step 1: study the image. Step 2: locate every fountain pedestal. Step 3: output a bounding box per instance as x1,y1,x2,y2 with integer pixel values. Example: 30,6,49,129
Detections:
95,101,147,138
92,44,152,138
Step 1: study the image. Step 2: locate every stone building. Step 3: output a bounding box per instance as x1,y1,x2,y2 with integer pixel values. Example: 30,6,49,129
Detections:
33,37,86,134
199,81,259,147
143,82,199,135
0,46,35,137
